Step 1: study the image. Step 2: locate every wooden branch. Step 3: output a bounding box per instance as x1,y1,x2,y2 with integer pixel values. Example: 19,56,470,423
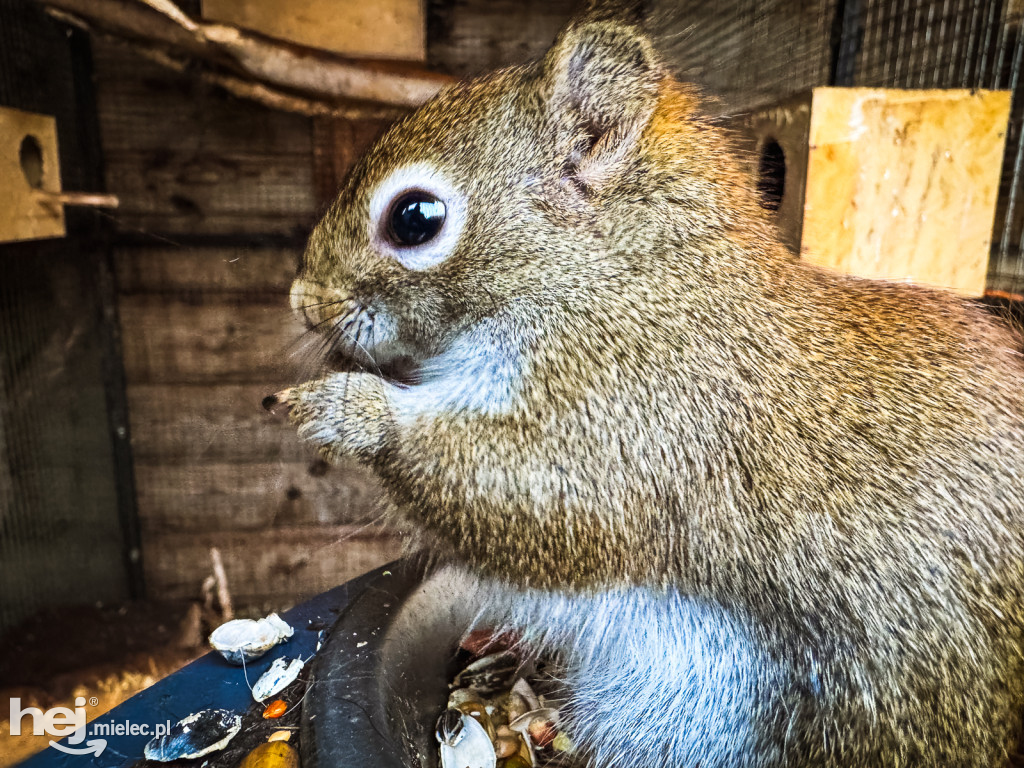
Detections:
209,546,234,622
34,190,120,208
199,23,447,107
137,44,407,121
36,0,454,110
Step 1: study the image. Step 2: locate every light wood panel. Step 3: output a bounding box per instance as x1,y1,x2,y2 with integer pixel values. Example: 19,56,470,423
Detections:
0,107,64,242
203,0,426,62
802,88,1010,296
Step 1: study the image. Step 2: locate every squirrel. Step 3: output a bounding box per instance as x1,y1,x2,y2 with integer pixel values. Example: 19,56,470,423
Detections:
265,8,1024,767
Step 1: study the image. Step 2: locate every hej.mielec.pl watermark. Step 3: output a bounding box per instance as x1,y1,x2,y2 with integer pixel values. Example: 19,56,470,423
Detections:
9,697,172,757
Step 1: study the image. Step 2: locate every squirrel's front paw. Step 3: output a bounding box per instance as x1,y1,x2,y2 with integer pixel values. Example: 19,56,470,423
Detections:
264,373,393,463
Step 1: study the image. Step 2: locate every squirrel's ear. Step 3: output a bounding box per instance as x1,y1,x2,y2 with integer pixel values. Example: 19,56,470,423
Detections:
543,19,661,154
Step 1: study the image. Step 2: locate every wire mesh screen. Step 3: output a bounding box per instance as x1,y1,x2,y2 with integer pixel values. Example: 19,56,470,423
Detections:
659,0,833,117
851,0,1024,292
854,0,1011,90
656,0,1024,294
0,244,130,635
0,1,134,637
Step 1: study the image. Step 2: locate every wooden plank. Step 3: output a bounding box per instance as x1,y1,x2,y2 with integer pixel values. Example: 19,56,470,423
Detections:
426,0,573,78
92,40,317,237
94,49,317,155
114,245,300,294
133,460,382,532
203,0,426,62
142,526,403,603
118,295,318,385
127,383,313,462
102,151,316,238
311,117,391,207
802,88,1011,296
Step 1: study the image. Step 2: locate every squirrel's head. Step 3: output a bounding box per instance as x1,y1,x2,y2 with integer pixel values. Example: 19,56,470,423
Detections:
293,19,758,382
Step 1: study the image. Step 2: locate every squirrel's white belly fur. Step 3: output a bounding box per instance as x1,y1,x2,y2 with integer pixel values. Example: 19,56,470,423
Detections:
472,573,771,767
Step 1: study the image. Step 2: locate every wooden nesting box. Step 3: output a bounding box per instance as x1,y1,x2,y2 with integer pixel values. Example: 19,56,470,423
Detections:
0,106,64,243
744,88,1011,296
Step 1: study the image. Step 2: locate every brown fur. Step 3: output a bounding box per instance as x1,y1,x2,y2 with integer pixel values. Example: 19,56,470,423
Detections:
275,15,1024,767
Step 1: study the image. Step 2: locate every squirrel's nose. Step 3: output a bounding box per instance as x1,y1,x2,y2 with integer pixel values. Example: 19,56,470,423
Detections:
289,278,318,328
290,278,351,332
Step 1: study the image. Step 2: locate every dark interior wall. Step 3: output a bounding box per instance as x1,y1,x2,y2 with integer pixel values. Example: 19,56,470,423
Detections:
0,0,139,633
426,0,575,76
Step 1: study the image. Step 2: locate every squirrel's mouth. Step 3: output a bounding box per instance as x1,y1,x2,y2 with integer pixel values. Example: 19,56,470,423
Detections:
294,294,421,386
325,344,421,387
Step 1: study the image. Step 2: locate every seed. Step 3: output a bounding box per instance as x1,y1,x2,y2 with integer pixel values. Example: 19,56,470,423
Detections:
552,732,574,753
458,700,496,740
494,734,521,759
262,700,288,719
236,741,299,768
527,718,556,748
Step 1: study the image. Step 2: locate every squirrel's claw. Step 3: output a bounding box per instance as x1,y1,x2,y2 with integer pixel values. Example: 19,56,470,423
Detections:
262,391,293,418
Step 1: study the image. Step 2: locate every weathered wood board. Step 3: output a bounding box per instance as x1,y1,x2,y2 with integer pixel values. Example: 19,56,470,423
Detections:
134,461,382,531
426,0,573,77
118,295,309,385
311,117,391,206
143,525,403,603
115,277,392,601
115,245,300,295
203,0,426,62
127,383,314,462
93,40,317,238
802,88,1011,296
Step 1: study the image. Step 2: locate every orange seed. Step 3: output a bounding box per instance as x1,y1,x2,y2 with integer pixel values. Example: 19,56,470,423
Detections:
262,700,288,719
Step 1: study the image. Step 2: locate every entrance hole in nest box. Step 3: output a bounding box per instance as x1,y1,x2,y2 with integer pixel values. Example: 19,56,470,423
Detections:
19,134,44,189
757,138,785,212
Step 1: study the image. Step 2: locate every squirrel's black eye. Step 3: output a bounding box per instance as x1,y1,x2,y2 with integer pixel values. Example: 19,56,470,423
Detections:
387,191,446,247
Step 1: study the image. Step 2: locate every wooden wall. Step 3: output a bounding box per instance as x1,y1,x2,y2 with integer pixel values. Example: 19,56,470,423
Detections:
92,40,398,608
